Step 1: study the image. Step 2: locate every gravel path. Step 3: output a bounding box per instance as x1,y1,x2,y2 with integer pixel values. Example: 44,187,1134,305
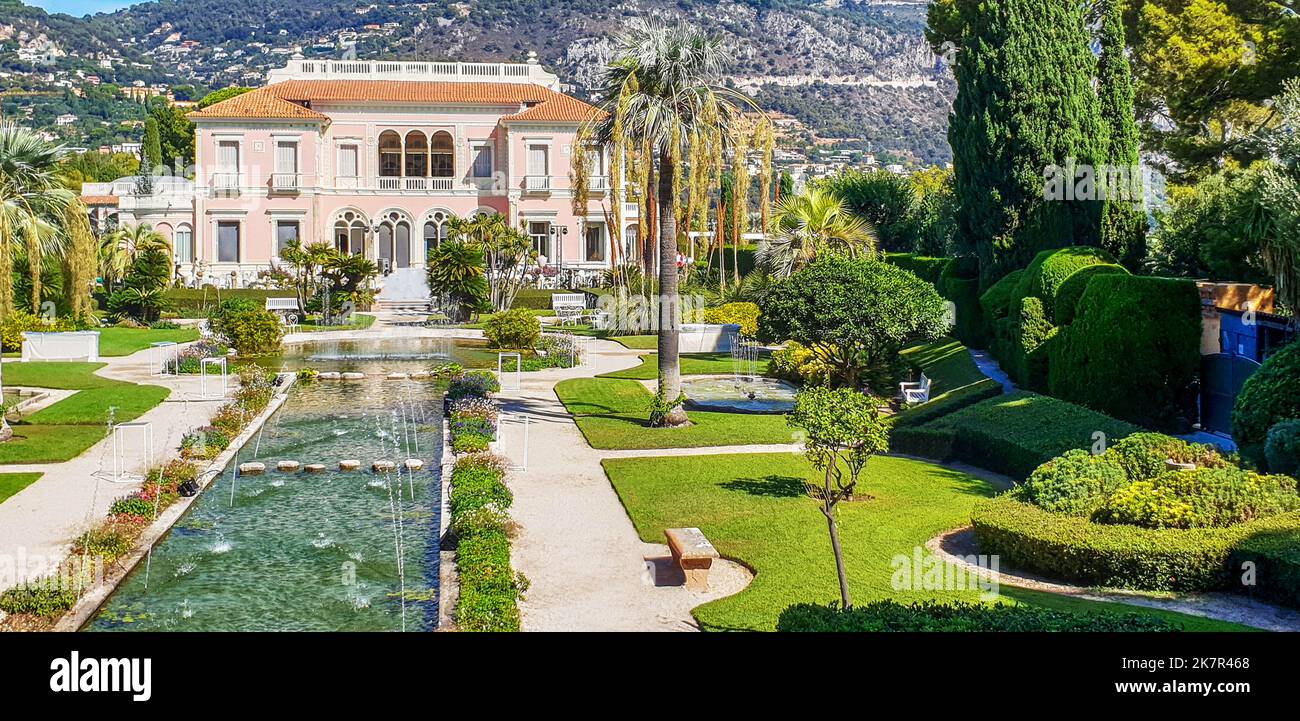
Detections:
0,344,229,591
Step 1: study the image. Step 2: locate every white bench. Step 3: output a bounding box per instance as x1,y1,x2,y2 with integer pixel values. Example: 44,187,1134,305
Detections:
265,297,301,313
551,292,586,311
899,373,932,404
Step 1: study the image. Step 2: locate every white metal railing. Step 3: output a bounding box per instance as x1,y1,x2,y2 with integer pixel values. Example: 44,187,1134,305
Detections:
212,173,240,192
267,59,561,90
271,173,300,191
524,175,552,192
588,175,609,192
373,176,457,192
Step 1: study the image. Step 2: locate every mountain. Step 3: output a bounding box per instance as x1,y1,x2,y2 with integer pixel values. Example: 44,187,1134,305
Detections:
3,0,955,164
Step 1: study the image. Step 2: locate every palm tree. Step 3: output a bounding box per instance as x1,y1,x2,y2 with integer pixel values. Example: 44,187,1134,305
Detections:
0,122,74,316
101,223,168,290
426,240,488,322
589,20,760,427
758,187,878,278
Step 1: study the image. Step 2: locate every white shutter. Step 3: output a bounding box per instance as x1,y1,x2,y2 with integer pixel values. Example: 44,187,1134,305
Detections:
218,141,239,172
527,145,548,176
276,142,298,174
338,145,357,177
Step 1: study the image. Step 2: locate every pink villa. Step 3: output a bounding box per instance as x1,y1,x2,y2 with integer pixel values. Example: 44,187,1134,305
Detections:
83,56,633,294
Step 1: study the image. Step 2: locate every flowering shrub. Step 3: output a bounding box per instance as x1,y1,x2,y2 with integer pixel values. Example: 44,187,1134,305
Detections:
164,341,226,374
483,308,541,349
448,370,501,400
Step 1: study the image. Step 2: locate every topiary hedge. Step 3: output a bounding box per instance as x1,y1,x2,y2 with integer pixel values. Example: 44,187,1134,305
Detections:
973,494,1300,591
1054,263,1129,325
1048,275,1201,432
1233,341,1300,469
1015,246,1117,323
1231,526,1300,609
776,599,1178,632
1266,419,1300,477
939,259,984,348
884,252,951,285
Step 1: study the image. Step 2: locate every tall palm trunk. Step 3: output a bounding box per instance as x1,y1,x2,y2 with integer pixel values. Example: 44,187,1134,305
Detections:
657,152,687,426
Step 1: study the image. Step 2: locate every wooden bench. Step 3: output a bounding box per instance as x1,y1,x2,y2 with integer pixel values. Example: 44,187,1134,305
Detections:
899,373,932,405
665,527,720,591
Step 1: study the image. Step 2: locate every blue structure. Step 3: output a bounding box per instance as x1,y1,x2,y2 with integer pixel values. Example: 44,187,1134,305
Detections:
1217,308,1293,363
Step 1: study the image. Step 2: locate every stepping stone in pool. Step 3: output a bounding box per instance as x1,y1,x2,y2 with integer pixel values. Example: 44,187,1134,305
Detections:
341,372,365,380
372,460,397,472
387,372,410,380
410,370,431,380
304,463,327,473
277,460,301,472
338,460,361,471
317,371,341,380
239,462,266,476
404,458,424,471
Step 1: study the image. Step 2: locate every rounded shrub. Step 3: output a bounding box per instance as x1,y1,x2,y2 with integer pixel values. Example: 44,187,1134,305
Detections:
1233,341,1300,468
1017,246,1117,322
1265,419,1300,477
482,308,541,349
702,302,761,336
1018,449,1127,515
1092,481,1194,529
1054,263,1129,325
1105,432,1227,482
972,494,1300,591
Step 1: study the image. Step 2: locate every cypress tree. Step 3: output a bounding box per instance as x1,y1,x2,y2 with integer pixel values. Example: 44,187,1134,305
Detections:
946,0,1106,286
138,116,161,195
1096,0,1146,269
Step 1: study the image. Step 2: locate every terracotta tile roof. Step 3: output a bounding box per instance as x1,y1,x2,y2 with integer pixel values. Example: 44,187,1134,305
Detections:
80,195,119,205
188,80,601,123
187,90,331,122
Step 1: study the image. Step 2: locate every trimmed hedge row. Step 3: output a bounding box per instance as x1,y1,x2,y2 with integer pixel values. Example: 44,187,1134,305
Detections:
162,288,295,317
890,378,1003,429
890,391,1141,481
973,494,1300,592
884,252,951,285
449,454,523,632
1231,527,1300,608
1054,263,1128,325
776,599,1177,632
939,260,983,347
509,288,578,310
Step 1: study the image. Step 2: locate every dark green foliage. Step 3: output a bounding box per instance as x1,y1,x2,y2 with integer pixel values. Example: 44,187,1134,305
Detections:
1013,296,1053,390
1095,0,1146,269
141,116,162,173
426,240,489,322
883,252,950,285
758,256,948,389
1147,165,1273,283
1015,246,1117,323
0,580,78,618
509,288,576,310
889,378,1002,429
823,170,919,252
1231,526,1300,609
123,245,173,293
978,269,1024,344
939,258,984,346
1266,420,1300,477
1017,449,1128,516
1233,341,1300,468
973,494,1300,592
890,391,1141,481
947,0,1106,284
776,600,1177,632
449,463,513,519
1053,263,1129,325
161,288,295,318
1049,275,1201,431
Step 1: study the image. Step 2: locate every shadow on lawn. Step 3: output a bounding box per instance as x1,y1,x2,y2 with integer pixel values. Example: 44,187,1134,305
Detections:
721,474,806,498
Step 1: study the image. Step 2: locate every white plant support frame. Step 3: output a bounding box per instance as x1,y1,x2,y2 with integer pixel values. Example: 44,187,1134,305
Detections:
150,341,179,376
498,412,530,472
200,357,229,399
100,421,154,484
20,330,100,362
497,352,522,391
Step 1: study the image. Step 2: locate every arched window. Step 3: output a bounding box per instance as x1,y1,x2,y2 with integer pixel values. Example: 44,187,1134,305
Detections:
175,224,193,263
378,131,402,178
405,131,428,178
431,131,453,177
423,210,451,259
376,211,412,269
334,211,367,256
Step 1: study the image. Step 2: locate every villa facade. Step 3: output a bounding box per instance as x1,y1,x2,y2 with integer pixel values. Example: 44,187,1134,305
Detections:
84,57,633,289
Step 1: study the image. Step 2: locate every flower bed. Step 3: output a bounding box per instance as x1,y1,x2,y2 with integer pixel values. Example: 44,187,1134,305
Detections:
446,370,500,455
0,365,281,629
447,453,525,631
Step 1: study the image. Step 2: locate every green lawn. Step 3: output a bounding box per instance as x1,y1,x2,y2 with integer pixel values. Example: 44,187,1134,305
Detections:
555,377,793,449
560,324,657,349
0,362,170,464
602,452,1249,632
599,352,771,380
97,327,201,356
899,337,988,390
0,472,43,504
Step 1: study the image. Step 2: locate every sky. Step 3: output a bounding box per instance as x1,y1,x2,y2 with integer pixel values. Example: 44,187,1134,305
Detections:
26,0,138,16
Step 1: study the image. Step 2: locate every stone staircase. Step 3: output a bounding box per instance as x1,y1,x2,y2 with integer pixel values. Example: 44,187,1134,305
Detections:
375,267,432,316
